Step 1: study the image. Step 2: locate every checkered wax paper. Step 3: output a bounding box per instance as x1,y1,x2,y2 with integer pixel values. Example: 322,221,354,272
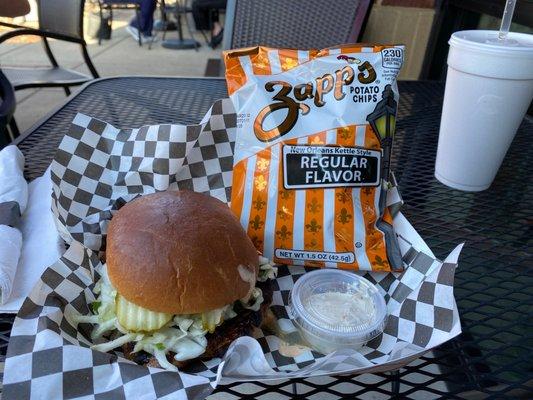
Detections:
3,98,463,399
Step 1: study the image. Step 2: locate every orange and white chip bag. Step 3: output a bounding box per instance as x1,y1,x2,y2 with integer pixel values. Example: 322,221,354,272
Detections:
224,45,405,272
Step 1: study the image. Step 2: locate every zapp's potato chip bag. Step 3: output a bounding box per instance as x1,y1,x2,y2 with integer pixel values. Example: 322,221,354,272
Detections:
224,45,404,272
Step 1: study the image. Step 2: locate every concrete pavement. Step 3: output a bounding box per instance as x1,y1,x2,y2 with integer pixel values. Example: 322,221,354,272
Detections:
1,12,220,133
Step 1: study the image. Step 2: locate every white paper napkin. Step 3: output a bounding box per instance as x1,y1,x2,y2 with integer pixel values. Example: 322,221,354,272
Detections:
0,145,28,305
0,225,22,304
0,168,65,312
0,145,28,214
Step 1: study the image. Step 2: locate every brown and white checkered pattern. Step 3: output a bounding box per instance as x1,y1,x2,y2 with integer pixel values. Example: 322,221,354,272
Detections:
4,99,460,399
244,248,457,375
3,244,214,400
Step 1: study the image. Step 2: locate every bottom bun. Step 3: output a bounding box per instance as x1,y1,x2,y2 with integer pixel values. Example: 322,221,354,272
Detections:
122,280,274,369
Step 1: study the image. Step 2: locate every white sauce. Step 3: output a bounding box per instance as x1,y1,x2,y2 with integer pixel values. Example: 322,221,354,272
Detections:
304,289,375,327
238,264,257,303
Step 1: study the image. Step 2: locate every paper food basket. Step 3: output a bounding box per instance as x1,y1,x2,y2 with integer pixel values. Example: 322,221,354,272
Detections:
3,99,462,399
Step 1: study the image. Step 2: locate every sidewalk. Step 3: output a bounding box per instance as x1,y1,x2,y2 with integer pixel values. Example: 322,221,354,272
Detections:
1,12,220,133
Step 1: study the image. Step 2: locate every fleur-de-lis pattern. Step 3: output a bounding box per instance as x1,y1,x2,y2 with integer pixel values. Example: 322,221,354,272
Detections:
310,136,324,145
305,238,319,249
339,127,352,140
307,197,321,213
256,158,270,172
255,175,267,191
276,225,292,241
282,57,299,71
374,255,389,268
279,189,292,200
253,196,266,211
250,215,264,230
337,208,352,224
251,235,263,249
336,190,350,204
277,208,289,220
305,218,321,233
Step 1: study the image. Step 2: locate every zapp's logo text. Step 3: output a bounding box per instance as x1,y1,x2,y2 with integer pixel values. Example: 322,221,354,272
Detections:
253,62,377,142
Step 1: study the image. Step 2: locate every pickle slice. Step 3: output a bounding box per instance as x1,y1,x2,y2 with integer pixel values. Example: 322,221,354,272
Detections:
201,308,224,333
116,294,172,332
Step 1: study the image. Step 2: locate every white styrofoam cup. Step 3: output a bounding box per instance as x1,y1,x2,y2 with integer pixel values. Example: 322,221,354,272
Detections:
435,30,533,191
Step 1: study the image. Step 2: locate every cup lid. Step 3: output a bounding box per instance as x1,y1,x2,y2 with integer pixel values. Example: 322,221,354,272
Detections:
449,30,533,58
288,269,387,342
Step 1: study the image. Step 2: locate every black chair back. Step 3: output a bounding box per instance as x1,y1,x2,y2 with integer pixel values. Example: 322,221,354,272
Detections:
0,71,17,149
223,0,372,50
38,0,85,40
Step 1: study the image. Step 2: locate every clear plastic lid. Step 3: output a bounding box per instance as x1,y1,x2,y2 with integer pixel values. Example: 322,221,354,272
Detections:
289,269,387,343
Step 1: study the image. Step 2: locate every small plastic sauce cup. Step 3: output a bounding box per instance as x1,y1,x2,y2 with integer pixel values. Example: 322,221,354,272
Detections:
288,269,387,354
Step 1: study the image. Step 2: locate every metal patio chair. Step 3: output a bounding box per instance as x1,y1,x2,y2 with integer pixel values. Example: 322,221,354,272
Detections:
97,0,143,46
0,71,18,149
0,0,100,97
160,0,200,51
205,0,372,76
223,0,372,49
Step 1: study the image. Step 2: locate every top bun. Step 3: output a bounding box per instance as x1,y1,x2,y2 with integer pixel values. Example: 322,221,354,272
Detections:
106,191,259,314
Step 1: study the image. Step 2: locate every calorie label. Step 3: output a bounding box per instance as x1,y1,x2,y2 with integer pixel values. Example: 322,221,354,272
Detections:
282,145,381,189
381,48,403,69
275,249,355,264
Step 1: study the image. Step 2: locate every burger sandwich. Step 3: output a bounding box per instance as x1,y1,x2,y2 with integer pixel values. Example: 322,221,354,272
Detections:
77,190,277,371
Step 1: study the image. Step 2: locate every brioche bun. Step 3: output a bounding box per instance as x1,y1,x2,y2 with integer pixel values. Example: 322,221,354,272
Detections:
106,190,259,314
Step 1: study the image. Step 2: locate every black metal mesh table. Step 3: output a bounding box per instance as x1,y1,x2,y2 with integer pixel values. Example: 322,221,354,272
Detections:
8,77,533,398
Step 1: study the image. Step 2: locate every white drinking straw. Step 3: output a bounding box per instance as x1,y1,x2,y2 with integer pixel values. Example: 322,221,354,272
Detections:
498,0,517,41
